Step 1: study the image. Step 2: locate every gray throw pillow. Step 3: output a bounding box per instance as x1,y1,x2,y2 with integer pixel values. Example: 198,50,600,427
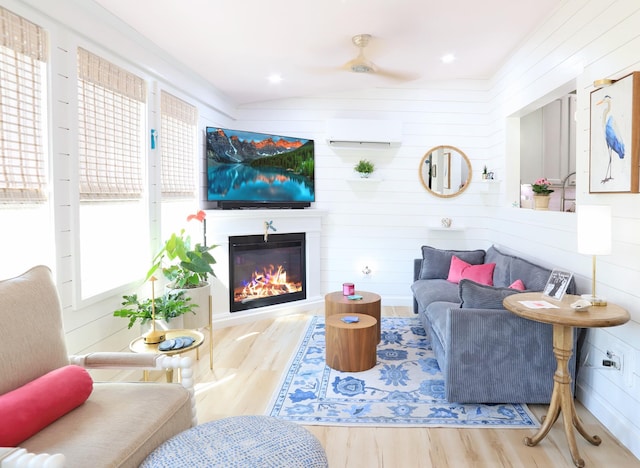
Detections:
459,278,523,309
419,246,485,280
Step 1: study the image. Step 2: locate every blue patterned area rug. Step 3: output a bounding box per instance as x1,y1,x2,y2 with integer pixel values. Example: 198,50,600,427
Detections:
266,316,540,428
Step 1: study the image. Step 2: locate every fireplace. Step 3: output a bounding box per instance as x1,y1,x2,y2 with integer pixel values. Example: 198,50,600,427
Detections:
228,232,306,312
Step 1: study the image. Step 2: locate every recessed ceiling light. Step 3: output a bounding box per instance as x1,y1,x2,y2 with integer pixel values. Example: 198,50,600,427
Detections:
441,54,456,64
267,74,283,84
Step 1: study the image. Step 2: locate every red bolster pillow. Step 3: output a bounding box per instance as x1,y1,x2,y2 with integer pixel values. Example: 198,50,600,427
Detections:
0,365,93,446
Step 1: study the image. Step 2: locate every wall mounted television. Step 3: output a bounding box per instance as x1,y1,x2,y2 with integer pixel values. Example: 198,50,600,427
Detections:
204,127,315,209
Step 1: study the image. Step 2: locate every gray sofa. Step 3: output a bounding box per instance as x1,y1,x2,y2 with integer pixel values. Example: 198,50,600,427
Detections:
411,245,578,404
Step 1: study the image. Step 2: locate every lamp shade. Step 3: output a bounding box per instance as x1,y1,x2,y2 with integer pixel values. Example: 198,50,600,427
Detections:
577,205,612,255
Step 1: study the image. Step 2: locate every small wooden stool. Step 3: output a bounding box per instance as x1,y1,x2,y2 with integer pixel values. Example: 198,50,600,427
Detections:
325,313,377,372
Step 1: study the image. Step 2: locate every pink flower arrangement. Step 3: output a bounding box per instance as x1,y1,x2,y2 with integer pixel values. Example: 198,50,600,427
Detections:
531,178,554,195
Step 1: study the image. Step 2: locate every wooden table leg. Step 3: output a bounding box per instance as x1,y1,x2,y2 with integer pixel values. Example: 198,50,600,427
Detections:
524,324,601,468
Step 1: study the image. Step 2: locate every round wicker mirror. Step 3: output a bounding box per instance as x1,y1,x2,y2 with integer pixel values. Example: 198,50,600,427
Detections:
419,145,472,198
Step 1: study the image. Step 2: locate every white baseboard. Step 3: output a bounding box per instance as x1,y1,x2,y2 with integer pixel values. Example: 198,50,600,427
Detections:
212,296,324,328
576,382,640,460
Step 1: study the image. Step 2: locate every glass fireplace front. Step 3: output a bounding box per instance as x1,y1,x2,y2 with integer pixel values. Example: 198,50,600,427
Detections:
228,232,306,312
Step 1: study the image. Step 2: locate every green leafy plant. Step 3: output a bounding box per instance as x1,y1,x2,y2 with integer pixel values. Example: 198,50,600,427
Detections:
146,210,218,289
113,290,196,329
354,159,375,174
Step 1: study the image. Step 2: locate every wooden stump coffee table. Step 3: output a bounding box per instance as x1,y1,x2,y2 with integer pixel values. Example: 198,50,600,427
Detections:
325,313,377,372
325,290,381,341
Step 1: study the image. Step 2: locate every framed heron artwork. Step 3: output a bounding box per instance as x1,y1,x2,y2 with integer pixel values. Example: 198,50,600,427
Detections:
589,71,640,193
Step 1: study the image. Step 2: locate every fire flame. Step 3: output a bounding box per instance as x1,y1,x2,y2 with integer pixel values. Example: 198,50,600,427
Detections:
234,264,302,303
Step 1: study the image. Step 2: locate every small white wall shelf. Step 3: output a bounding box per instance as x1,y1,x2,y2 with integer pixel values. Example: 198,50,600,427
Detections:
348,177,383,183
479,179,500,192
428,226,465,231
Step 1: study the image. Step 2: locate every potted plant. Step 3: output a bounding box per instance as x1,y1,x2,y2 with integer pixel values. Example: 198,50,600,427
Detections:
146,210,218,329
146,210,217,289
354,159,375,178
531,177,554,210
113,289,196,330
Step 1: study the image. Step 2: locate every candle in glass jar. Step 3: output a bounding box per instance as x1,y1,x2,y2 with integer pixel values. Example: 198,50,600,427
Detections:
343,283,355,296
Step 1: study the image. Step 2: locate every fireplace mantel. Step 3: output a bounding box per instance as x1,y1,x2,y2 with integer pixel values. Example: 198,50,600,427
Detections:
205,209,325,327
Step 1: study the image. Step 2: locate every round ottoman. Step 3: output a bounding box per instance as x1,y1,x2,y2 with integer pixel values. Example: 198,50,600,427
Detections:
140,415,328,467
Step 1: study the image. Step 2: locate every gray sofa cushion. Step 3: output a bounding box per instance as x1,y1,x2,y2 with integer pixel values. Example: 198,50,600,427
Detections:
485,246,512,287
411,279,459,313
485,245,552,290
459,279,522,309
509,257,552,291
419,246,485,280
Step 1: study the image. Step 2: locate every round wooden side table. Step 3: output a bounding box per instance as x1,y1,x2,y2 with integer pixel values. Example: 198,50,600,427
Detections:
503,292,630,467
325,313,377,372
129,328,204,382
325,290,381,341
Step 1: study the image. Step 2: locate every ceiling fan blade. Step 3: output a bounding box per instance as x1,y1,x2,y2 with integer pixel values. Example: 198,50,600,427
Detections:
374,67,419,82
342,33,418,81
343,49,375,73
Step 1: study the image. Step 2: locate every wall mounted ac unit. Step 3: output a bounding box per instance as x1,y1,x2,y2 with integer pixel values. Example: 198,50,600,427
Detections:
326,118,402,150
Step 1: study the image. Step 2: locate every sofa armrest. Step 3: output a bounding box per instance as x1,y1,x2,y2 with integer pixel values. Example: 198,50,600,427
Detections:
413,259,422,314
444,306,559,403
1,447,64,467
70,352,161,369
414,258,422,281
69,353,197,425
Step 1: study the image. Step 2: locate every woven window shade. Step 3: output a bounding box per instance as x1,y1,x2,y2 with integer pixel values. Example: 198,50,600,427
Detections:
77,48,146,200
0,6,48,203
160,90,197,199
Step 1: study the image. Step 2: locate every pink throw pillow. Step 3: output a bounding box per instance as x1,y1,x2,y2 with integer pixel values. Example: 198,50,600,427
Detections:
447,255,495,286
509,279,526,290
0,365,93,446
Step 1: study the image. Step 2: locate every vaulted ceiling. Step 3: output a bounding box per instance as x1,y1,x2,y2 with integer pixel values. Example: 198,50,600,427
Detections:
93,0,562,106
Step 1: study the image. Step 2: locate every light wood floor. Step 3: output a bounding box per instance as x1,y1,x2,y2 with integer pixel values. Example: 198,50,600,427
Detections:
158,306,640,468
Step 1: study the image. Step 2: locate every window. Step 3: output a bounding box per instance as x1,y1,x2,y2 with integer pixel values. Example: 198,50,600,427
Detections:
76,48,148,299
0,6,53,279
159,91,199,250
77,47,146,200
160,90,198,199
0,8,47,203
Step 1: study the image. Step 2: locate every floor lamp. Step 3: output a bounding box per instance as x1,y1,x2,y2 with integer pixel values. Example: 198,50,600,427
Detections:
577,205,611,306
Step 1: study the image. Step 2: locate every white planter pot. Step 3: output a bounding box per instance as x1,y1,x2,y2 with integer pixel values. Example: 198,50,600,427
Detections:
166,282,211,330
141,316,184,335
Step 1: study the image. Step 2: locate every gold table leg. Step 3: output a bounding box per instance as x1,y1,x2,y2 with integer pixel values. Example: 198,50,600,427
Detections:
524,324,601,468
193,295,214,370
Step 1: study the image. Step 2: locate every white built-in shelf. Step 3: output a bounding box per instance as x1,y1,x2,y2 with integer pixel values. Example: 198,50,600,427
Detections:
479,179,500,192
348,177,383,183
428,226,465,231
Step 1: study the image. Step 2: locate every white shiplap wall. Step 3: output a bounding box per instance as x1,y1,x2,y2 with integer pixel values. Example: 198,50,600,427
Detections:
233,0,640,457
3,0,639,459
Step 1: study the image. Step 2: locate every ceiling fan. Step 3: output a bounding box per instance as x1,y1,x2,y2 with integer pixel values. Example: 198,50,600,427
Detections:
343,34,416,81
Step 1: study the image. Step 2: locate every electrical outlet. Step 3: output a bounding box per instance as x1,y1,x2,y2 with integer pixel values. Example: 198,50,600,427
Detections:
605,349,623,371
608,343,635,388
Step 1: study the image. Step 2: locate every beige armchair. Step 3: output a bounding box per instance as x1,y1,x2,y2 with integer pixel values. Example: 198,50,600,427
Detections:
0,266,196,468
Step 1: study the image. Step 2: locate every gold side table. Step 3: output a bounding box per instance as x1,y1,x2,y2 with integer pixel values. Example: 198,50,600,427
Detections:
129,328,205,382
503,292,630,467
